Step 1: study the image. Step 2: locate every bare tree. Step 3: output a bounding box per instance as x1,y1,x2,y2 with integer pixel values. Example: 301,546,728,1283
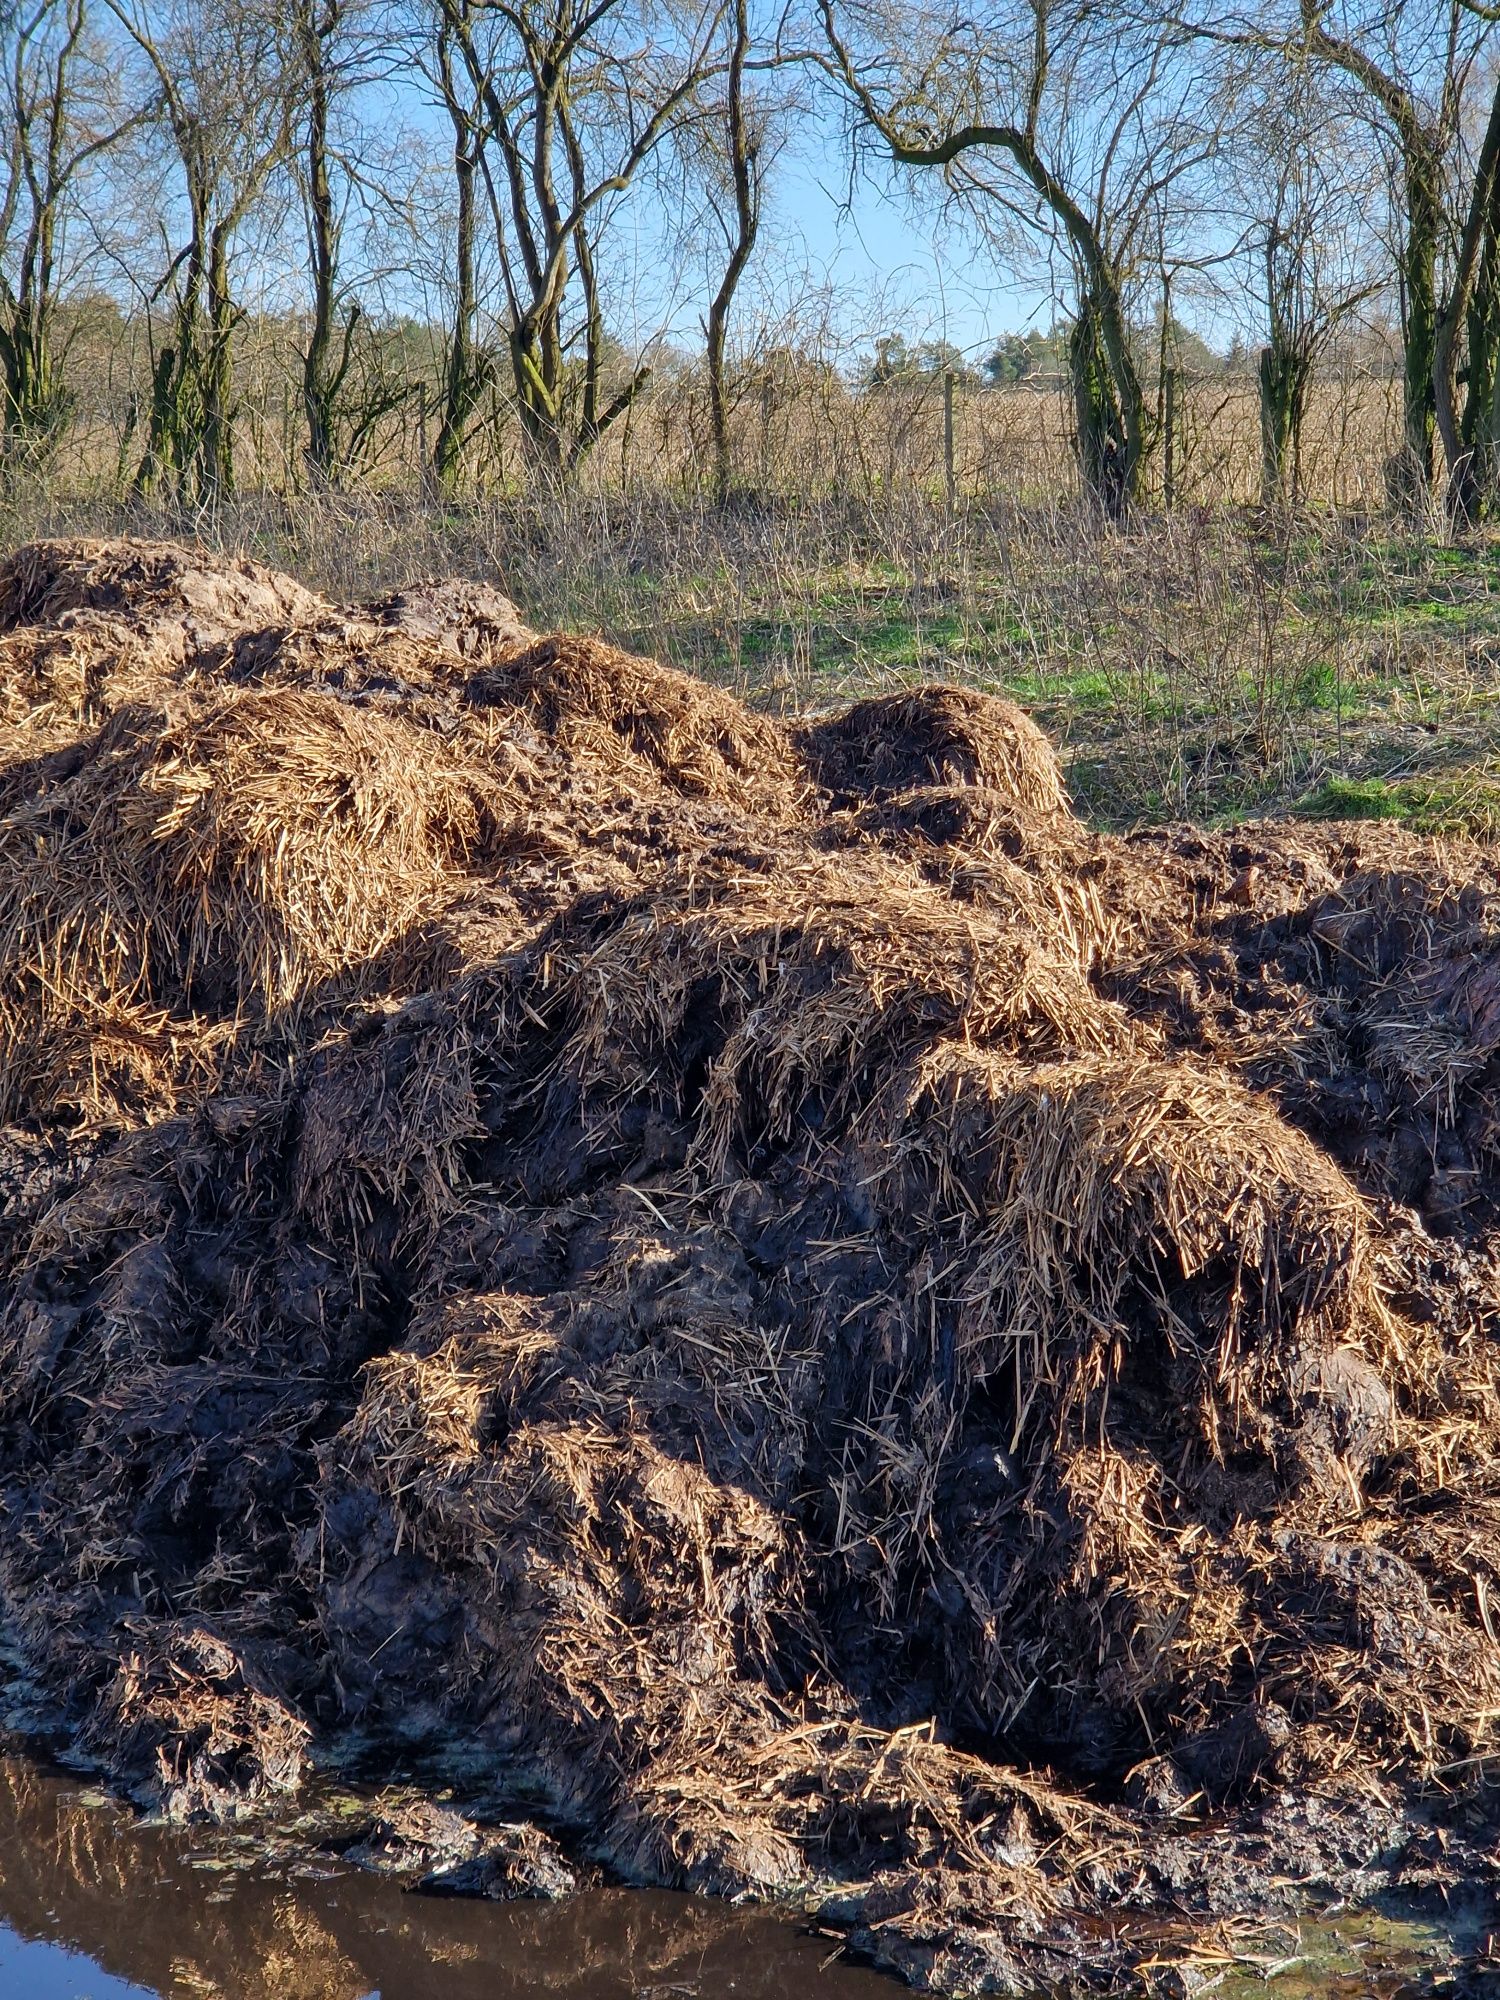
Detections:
820,0,1211,516
107,0,296,505
0,0,140,468
419,0,496,488
288,0,402,480
288,0,417,484
1208,48,1383,502
1180,0,1494,509
426,0,727,485
701,0,763,501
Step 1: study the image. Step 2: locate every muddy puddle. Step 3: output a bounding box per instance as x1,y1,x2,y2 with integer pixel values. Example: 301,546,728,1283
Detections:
0,1748,1473,2000
0,1754,895,1999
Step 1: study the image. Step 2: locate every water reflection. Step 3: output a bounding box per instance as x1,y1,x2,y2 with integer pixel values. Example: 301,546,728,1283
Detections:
0,1757,893,1999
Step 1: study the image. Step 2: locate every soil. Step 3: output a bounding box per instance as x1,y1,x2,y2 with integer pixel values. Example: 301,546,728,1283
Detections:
3,537,1500,1995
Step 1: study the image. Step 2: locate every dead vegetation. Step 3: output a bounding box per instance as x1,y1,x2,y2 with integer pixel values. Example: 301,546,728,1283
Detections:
2,537,1500,1994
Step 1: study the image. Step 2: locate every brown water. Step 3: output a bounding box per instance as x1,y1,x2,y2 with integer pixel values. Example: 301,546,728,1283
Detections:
0,1755,897,1999
0,1750,1468,1999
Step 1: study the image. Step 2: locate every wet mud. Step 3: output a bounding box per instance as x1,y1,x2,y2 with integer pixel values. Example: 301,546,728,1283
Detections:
0,1752,894,1998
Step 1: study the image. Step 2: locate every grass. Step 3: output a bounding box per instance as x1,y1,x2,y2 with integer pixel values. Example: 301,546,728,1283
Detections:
6,477,1500,834
1296,771,1500,840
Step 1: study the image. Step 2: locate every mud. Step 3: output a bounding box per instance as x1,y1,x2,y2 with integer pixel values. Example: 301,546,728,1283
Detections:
3,537,1500,1995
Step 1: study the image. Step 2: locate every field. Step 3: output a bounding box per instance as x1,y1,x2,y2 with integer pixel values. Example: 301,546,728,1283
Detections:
4,473,1497,839
46,320,1405,512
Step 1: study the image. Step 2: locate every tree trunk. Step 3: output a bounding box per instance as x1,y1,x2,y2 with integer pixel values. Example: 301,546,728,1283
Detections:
1436,78,1500,526
0,312,71,467
1463,230,1500,519
705,0,757,506
1393,156,1441,510
201,229,236,501
136,256,205,504
1259,340,1310,506
435,109,484,489
0,2,79,471
511,319,566,482
301,27,339,483
705,286,736,502
132,237,236,509
1069,300,1131,518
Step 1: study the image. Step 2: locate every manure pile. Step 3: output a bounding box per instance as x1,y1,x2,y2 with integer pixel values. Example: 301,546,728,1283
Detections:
3,538,1500,1992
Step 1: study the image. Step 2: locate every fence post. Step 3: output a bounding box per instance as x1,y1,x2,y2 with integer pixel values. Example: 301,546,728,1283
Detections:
1164,366,1181,509
943,368,957,517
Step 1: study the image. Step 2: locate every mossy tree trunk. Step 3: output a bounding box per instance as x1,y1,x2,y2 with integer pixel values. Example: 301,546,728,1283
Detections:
1069,301,1132,518
1293,13,1458,515
433,10,491,491
299,0,341,484
1436,76,1500,525
1257,226,1315,507
110,0,292,509
1257,338,1312,506
133,216,239,505
1396,154,1442,509
1459,227,1500,518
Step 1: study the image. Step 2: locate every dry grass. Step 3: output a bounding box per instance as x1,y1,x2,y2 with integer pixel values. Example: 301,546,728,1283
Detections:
36,311,1405,511
4,482,1495,843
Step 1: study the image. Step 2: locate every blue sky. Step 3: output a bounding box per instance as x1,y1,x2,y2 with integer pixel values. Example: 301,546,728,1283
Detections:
318,46,1073,369
632,126,1065,371
773,150,1053,362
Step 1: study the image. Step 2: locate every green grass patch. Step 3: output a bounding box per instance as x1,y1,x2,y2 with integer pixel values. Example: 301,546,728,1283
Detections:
1296,769,1500,839
1005,664,1116,712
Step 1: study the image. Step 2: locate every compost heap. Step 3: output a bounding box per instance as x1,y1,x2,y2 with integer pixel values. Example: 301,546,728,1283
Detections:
3,537,1500,1994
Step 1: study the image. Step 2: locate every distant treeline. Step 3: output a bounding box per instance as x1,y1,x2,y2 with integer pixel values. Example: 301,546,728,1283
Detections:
0,0,1491,520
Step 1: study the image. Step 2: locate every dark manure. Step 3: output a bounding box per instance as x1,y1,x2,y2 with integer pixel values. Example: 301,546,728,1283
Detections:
2,538,1499,1994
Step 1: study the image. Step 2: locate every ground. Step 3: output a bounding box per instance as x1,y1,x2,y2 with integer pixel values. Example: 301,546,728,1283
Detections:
5,517,1500,1997
7,489,1498,835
